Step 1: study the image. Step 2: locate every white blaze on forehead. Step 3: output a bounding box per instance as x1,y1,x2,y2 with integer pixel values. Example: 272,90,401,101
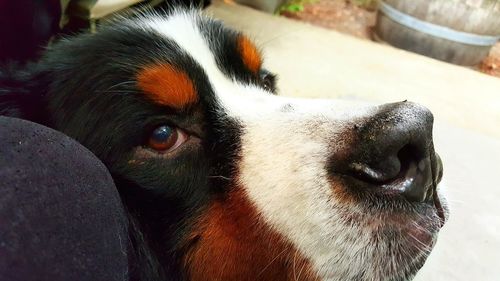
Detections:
144,11,225,86
142,10,262,115
144,11,389,280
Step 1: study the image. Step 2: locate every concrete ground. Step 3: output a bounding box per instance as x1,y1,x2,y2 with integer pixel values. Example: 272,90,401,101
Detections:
206,1,500,280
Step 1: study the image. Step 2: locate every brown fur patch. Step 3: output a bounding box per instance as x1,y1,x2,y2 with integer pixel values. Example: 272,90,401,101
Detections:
136,64,197,109
237,35,262,74
183,189,319,281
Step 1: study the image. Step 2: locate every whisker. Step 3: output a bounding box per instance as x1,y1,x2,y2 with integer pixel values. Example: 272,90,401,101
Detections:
258,248,288,277
295,250,308,281
259,31,297,47
105,80,137,91
407,233,433,255
99,90,143,94
208,175,232,181
292,249,298,281
95,80,141,94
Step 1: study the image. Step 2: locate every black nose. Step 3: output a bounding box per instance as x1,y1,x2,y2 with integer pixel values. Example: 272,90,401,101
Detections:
332,101,442,202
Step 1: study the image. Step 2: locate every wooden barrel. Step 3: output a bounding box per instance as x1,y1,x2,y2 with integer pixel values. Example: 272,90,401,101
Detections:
235,0,287,13
375,0,500,66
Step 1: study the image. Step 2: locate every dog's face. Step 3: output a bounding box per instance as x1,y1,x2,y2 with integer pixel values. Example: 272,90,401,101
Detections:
17,9,447,281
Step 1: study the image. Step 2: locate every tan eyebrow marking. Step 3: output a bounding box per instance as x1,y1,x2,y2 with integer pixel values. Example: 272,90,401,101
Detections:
237,35,262,74
136,63,197,109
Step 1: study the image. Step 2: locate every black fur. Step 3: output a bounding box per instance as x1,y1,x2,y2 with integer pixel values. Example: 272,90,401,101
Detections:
0,10,273,281
199,17,277,93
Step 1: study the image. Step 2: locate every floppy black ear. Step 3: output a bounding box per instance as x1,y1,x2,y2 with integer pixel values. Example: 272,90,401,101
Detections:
0,62,48,123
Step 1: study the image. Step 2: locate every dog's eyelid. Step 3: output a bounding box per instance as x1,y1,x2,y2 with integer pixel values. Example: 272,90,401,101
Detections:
143,118,202,143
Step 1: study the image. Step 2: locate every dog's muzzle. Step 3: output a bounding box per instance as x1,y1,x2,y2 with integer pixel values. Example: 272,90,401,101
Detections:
329,101,445,224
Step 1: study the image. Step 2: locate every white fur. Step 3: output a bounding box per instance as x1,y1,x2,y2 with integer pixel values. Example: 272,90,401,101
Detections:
144,10,440,280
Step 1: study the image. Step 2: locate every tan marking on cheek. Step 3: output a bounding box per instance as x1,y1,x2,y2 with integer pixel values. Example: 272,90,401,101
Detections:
183,189,320,281
136,64,197,109
237,35,262,74
328,176,359,205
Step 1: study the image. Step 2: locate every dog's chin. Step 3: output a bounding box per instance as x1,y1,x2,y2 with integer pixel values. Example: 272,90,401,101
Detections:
324,177,448,281
352,190,448,280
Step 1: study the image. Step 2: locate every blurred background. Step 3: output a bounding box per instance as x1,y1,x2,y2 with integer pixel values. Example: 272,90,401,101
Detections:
1,0,499,75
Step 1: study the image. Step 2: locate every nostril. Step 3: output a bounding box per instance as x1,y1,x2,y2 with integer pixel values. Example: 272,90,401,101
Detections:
396,144,421,179
346,142,435,202
349,144,423,185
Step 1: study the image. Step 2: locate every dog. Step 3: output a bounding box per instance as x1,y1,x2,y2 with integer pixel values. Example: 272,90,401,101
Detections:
0,8,448,281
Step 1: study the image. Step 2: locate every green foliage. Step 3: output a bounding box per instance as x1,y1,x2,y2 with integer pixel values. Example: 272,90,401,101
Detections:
279,0,380,14
284,3,304,12
279,0,316,13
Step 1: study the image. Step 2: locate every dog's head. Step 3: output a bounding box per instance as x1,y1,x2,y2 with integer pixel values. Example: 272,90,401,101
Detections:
1,9,448,281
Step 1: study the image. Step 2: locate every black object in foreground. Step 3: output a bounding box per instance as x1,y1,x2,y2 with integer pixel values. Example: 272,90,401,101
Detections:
0,116,129,281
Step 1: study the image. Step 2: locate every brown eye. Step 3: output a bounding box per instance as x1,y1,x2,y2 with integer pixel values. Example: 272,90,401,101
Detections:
147,125,188,153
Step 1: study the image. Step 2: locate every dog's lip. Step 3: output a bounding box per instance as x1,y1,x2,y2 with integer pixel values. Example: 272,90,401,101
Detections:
434,189,446,227
350,152,443,202
333,155,447,229
336,176,448,230
432,154,447,227
335,152,447,224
